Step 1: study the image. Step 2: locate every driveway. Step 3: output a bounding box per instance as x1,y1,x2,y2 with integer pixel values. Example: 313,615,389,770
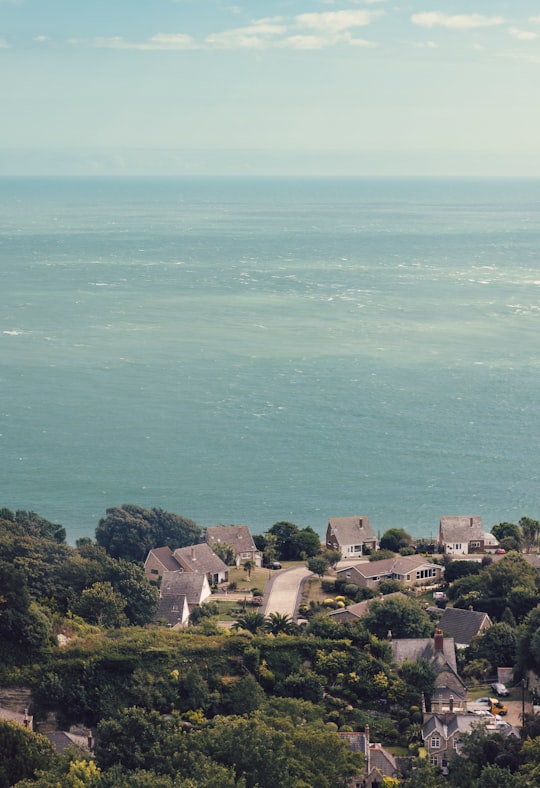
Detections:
263,566,312,618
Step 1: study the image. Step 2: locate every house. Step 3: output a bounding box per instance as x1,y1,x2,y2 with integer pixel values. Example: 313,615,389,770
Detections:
438,607,492,649
338,726,399,787
422,712,482,771
423,710,518,772
438,516,494,555
205,525,262,567
144,543,229,586
160,571,211,610
144,546,183,584
391,630,467,714
173,543,229,585
44,729,94,754
336,555,442,591
155,593,190,629
326,517,378,558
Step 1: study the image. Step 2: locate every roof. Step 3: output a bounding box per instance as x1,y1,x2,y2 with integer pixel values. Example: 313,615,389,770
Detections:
337,731,368,755
327,516,376,545
160,571,208,606
438,607,491,646
145,546,182,572
155,595,188,627
0,707,33,727
369,743,398,777
44,731,91,754
433,666,467,701
423,713,480,742
337,555,439,581
439,516,484,543
391,636,458,673
173,542,229,575
206,525,257,554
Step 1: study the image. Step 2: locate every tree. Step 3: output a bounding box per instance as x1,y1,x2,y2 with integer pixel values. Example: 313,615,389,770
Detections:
265,612,297,635
95,505,202,562
444,559,482,584
74,581,128,628
362,596,433,639
380,528,413,553
267,522,320,561
307,554,330,580
520,516,540,553
0,720,55,787
0,560,52,661
232,612,266,634
468,622,517,670
243,560,255,580
210,541,236,566
491,522,523,552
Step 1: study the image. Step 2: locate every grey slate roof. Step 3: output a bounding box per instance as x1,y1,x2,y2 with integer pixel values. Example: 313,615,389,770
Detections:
423,712,480,742
327,516,376,545
337,555,439,580
147,546,182,572
44,731,91,754
438,607,491,646
206,525,257,554
439,516,484,543
160,571,207,607
173,542,229,576
155,595,188,627
391,637,458,673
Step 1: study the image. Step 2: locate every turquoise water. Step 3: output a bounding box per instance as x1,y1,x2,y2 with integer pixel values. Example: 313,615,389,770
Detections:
1,177,539,543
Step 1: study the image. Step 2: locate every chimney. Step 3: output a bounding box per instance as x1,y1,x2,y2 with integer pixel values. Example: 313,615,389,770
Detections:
364,725,370,773
23,709,29,728
434,629,444,652
470,517,474,527
387,630,392,641
449,695,454,712
87,730,94,750
191,546,195,560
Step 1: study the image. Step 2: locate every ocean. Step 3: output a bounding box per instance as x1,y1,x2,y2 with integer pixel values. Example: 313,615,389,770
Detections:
1,176,539,544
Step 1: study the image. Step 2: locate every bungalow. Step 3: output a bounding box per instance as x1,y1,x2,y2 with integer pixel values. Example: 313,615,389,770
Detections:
328,593,407,624
438,607,492,649
336,555,442,591
144,543,229,586
438,516,495,555
326,517,378,558
205,525,262,567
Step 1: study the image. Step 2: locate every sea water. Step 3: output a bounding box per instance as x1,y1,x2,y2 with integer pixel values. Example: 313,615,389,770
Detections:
0,176,539,544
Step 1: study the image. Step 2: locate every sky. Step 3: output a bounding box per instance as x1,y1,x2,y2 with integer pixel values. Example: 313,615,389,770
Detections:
1,0,539,175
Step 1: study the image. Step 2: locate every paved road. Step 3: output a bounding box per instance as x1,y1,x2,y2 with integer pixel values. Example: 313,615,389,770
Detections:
264,566,312,618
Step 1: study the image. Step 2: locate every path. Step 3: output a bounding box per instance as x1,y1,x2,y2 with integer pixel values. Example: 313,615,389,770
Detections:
263,566,312,618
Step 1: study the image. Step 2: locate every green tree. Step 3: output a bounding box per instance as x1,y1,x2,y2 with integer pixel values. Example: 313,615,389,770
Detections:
210,541,236,566
307,554,330,580
225,675,265,715
265,612,297,635
520,516,540,553
468,622,517,671
0,720,56,787
0,560,52,661
232,612,266,634
379,528,413,553
74,581,128,628
95,505,202,562
243,560,255,580
362,596,433,639
444,559,482,584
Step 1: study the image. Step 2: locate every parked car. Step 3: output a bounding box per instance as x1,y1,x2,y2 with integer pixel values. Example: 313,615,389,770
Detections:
489,698,508,716
268,561,282,570
495,548,506,554
491,682,509,696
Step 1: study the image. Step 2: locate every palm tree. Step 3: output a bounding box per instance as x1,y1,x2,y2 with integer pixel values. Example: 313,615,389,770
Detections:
243,559,256,580
265,612,297,635
232,612,266,634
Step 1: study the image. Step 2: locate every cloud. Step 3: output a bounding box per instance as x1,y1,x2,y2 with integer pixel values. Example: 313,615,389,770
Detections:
295,10,382,33
0,37,9,48
411,13,505,30
33,35,49,43
415,40,439,48
204,18,287,49
280,32,377,50
529,16,540,24
93,33,198,50
508,27,538,41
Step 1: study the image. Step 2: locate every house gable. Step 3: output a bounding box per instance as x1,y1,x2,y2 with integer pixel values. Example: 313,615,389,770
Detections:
438,607,492,648
205,525,262,567
439,516,484,555
326,516,378,557
173,543,229,583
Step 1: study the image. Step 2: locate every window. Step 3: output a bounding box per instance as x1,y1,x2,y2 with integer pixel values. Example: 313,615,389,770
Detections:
430,736,440,749
354,544,361,552
151,569,159,575
430,756,438,766
406,574,411,581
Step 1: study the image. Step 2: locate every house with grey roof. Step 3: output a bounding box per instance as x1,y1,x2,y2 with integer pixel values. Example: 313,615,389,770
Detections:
326,516,378,558
338,726,399,787
205,525,262,567
155,593,190,629
160,571,211,610
438,607,492,649
144,546,183,584
392,630,468,715
173,543,229,585
328,593,406,624
438,516,495,555
336,554,442,590
422,712,483,772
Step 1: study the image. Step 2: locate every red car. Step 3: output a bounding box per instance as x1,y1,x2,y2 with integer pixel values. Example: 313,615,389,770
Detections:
495,548,506,554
